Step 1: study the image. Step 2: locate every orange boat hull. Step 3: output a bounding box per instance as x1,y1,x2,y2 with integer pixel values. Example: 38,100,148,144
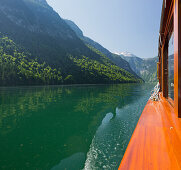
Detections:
119,95,181,170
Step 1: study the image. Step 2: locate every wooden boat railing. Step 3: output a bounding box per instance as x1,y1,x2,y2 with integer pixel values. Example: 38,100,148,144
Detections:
119,0,181,169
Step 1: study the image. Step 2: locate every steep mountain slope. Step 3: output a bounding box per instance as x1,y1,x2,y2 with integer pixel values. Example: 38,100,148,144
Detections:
0,0,85,66
0,0,142,85
64,19,141,79
118,52,158,82
0,34,63,86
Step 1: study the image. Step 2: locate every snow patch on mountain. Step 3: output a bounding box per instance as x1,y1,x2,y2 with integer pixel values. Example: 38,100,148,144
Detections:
114,51,137,57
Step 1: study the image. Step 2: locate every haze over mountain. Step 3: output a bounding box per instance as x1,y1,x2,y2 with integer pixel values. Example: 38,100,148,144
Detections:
117,52,158,82
64,19,141,79
0,0,143,85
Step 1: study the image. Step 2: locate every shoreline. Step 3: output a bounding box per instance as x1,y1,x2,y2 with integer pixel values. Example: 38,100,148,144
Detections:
0,82,157,89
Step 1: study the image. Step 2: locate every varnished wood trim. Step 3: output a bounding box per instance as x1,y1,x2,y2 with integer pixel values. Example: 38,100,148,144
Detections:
119,95,181,170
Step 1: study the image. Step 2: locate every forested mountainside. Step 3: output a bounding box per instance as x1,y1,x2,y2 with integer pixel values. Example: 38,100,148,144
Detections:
117,52,158,82
64,19,141,79
0,35,63,86
0,0,143,85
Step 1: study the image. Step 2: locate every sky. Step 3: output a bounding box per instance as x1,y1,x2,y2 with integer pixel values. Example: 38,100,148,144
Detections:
46,0,163,58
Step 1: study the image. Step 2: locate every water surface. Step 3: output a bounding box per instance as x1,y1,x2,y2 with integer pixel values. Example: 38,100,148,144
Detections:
0,84,154,169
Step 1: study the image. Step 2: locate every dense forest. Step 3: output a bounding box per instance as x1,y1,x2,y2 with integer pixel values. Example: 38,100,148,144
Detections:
65,19,140,79
0,0,143,86
0,35,63,86
0,34,142,86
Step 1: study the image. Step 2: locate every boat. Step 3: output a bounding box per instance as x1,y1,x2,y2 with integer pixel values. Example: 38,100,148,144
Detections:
119,0,181,169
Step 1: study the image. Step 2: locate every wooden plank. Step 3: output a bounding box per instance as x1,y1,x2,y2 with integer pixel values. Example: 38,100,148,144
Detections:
174,0,181,118
119,95,181,170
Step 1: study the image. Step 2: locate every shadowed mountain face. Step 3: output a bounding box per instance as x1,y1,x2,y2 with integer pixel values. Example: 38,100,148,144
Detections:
0,0,85,63
64,19,141,79
0,0,142,85
116,52,158,82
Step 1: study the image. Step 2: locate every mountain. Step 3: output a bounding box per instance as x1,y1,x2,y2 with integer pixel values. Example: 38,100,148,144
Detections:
0,34,63,86
64,19,141,79
0,0,142,85
117,52,158,82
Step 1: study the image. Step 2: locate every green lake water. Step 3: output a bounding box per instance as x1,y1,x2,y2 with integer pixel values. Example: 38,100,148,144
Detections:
0,84,154,170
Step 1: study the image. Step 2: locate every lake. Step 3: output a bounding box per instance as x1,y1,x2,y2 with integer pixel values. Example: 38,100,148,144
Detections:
0,83,154,170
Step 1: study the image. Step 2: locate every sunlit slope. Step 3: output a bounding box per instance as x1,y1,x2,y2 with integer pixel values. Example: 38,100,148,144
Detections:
64,19,141,79
0,0,143,85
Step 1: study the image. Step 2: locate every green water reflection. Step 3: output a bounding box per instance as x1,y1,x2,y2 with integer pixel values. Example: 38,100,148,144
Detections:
0,84,154,170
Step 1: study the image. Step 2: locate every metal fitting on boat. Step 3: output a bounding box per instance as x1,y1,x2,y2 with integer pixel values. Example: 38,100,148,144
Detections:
150,83,160,101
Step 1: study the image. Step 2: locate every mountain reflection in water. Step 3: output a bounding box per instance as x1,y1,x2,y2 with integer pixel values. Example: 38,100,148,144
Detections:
0,84,154,169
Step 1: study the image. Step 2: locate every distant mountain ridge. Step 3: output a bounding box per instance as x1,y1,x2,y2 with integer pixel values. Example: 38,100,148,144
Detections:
117,52,158,82
114,52,137,57
64,19,141,79
25,0,49,6
0,0,142,85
